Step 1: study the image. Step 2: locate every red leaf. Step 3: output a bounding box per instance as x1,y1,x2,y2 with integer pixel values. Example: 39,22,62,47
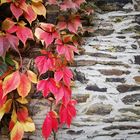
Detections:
37,78,58,97
16,25,33,45
2,71,20,97
17,107,28,122
10,3,23,19
54,66,73,86
60,0,85,11
35,23,59,47
0,33,19,57
24,5,37,24
54,84,71,105
35,54,55,75
35,56,48,75
59,100,77,127
0,81,7,107
56,39,78,61
42,111,58,139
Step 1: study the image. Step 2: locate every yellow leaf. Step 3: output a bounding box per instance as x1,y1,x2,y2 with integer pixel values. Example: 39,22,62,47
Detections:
16,97,28,104
0,0,7,4
10,121,24,140
27,70,38,83
0,106,5,121
21,120,35,132
32,0,42,2
11,109,17,123
0,99,12,121
13,60,19,70
32,2,46,17
17,73,31,98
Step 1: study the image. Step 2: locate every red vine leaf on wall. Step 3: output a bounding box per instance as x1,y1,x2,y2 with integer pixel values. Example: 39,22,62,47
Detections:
54,66,73,87
58,15,82,33
37,78,58,97
35,23,59,47
59,99,77,127
42,111,58,139
56,39,78,61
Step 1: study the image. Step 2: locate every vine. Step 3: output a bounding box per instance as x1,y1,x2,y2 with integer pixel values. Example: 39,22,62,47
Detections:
0,0,93,139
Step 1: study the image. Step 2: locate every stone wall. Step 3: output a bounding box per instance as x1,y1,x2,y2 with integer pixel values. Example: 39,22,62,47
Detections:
1,0,140,140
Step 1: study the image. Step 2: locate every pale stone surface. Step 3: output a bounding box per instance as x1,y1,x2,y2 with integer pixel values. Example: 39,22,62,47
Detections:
1,0,140,140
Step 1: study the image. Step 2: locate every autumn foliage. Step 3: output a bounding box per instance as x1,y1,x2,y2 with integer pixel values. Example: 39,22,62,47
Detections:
0,0,92,139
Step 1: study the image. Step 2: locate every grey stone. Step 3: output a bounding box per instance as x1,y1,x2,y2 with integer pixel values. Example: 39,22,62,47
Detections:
66,130,84,135
86,52,117,59
99,69,130,76
135,15,140,24
106,78,126,83
74,69,88,84
94,29,114,36
72,94,90,103
117,84,140,93
85,85,107,92
122,93,140,104
86,103,112,115
131,44,137,49
134,55,140,65
119,108,140,115
103,125,140,131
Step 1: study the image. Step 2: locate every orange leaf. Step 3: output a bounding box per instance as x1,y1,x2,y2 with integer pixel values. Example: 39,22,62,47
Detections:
32,2,46,17
2,71,20,97
10,121,24,140
27,70,38,83
17,73,31,98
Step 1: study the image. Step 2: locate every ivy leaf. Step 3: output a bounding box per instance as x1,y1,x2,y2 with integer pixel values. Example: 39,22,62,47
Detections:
21,120,35,132
0,99,12,121
56,39,78,61
54,66,73,87
60,0,85,10
17,73,31,98
16,22,33,45
24,5,37,24
59,100,77,127
17,107,29,122
35,23,59,47
31,1,46,17
0,80,7,107
10,3,23,20
10,121,24,140
42,111,58,139
58,16,82,33
0,32,19,58
27,70,38,83
35,56,48,75
35,54,55,75
53,84,71,105
2,71,20,97
37,78,58,97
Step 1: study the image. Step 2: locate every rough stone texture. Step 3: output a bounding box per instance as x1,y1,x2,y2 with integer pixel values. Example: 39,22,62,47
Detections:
86,103,112,115
1,0,140,140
